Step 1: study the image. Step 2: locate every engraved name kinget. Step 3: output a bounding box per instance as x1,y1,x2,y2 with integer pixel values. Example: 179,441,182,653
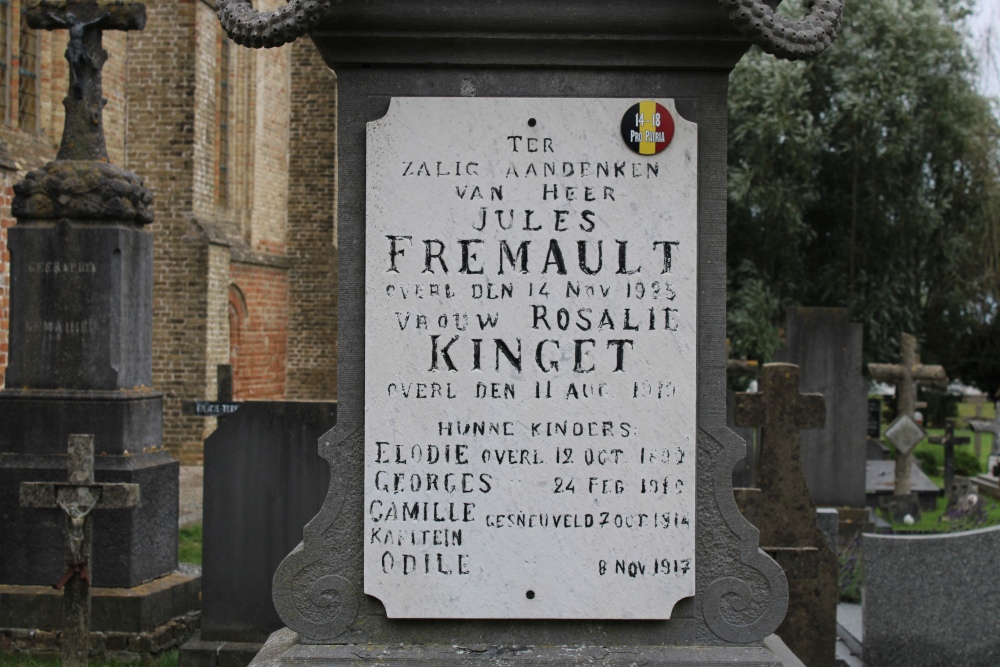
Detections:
365,98,697,619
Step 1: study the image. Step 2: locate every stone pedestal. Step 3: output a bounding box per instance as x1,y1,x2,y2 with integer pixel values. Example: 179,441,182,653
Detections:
215,1,842,665
0,161,196,651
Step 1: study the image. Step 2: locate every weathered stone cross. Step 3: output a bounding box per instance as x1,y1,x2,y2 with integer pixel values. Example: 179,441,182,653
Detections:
735,363,826,544
25,0,146,161
970,402,1000,478
868,332,947,496
20,434,140,667
928,419,970,504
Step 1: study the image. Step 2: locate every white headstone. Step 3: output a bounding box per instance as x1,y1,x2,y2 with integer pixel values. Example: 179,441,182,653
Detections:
364,97,697,619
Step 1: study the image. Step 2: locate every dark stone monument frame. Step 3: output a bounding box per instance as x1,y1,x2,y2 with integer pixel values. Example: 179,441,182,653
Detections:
263,0,788,651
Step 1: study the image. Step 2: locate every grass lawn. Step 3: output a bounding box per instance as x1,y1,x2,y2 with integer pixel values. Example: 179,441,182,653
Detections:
878,400,1000,532
178,523,202,566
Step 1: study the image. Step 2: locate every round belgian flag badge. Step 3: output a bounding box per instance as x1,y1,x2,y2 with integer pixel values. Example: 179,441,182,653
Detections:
621,101,675,155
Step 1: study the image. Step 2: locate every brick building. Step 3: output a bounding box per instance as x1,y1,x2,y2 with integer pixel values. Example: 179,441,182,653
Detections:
0,0,339,464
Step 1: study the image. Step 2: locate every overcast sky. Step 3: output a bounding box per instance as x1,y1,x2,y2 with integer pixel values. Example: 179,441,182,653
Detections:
969,0,999,100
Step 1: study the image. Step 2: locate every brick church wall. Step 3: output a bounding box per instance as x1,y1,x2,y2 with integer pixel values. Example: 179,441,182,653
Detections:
286,40,338,400
0,0,338,463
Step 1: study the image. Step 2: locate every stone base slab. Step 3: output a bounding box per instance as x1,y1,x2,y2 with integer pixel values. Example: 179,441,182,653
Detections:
0,610,199,665
179,631,264,667
248,629,805,667
0,570,201,633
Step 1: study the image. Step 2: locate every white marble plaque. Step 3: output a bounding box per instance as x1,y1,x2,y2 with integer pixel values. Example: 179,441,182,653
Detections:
364,97,697,619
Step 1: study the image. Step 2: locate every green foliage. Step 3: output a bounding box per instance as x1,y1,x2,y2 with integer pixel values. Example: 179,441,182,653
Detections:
915,449,940,476
954,449,982,476
178,523,202,566
837,533,864,602
727,0,1000,382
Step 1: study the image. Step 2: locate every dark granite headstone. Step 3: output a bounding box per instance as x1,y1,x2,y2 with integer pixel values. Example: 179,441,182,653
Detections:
775,307,867,507
179,401,335,667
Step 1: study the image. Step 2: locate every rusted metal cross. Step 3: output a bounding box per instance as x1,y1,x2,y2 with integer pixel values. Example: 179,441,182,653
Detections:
20,434,140,667
735,363,826,544
928,419,970,504
24,0,146,161
868,332,947,496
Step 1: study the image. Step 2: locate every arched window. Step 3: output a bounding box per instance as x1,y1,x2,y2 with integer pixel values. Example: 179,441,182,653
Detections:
227,285,247,398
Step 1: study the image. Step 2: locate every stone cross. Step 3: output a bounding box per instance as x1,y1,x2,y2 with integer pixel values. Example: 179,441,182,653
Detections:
970,402,1000,478
20,434,140,667
734,363,833,667
966,395,987,458
868,332,948,496
735,363,826,543
24,0,146,161
928,419,970,503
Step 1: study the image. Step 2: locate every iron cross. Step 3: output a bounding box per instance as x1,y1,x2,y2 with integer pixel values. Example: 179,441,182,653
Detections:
24,0,146,161
20,434,140,667
928,419,970,503
868,332,948,496
735,363,826,545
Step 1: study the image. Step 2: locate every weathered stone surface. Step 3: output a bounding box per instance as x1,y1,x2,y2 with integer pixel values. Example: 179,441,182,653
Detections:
864,526,1000,667
735,364,836,667
13,161,153,225
775,307,867,507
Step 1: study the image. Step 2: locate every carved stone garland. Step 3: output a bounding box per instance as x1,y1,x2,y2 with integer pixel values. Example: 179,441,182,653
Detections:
217,0,846,60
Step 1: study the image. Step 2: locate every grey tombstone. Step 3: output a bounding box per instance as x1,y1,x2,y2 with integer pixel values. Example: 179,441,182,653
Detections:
864,526,1000,666
179,401,336,667
734,364,837,667
0,0,198,653
774,307,867,508
216,1,844,665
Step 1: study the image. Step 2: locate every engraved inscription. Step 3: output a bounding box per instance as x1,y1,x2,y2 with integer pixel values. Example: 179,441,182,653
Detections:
365,98,697,619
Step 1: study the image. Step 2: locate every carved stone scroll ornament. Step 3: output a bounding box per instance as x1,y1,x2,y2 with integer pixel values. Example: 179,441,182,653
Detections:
217,0,844,59
700,426,789,644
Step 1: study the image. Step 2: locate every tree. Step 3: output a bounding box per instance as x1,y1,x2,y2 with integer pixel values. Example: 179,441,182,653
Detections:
727,0,1000,392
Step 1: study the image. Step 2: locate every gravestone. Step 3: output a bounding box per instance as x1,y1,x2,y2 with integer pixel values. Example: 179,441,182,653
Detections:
774,307,867,508
864,526,1000,666
0,0,198,655
179,401,336,667
969,403,1000,498
965,395,987,458
868,333,947,512
20,434,140,667
927,419,969,508
733,363,837,667
216,1,844,665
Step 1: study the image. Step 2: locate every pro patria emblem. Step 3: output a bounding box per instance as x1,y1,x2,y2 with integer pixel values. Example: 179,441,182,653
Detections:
621,101,675,155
